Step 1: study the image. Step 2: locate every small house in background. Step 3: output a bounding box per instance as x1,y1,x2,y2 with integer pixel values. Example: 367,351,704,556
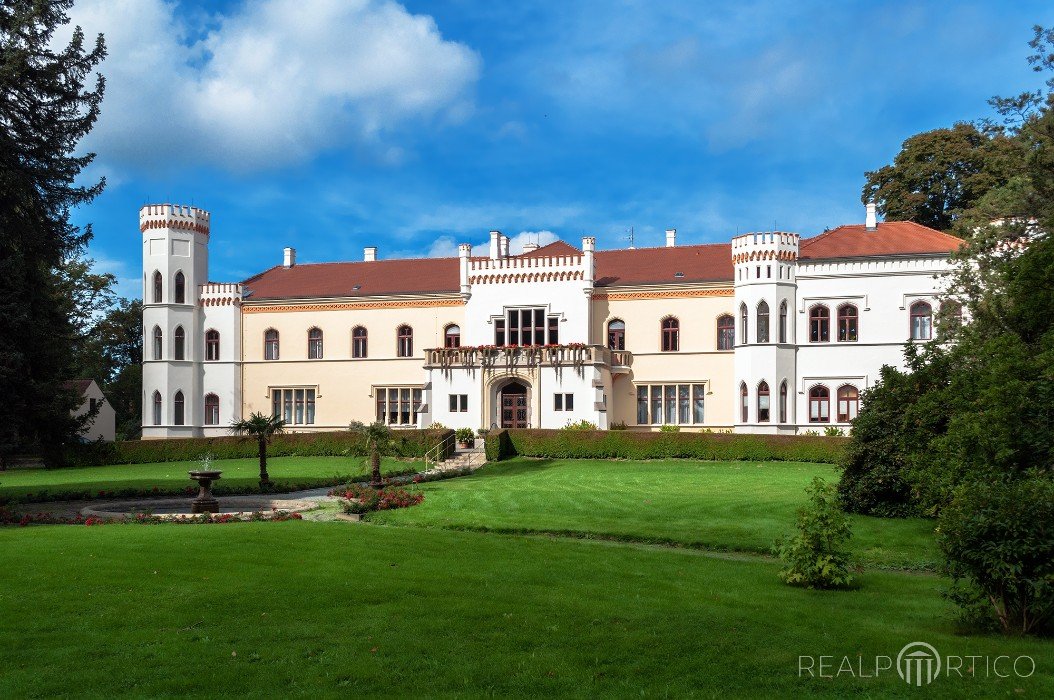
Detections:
66,379,116,442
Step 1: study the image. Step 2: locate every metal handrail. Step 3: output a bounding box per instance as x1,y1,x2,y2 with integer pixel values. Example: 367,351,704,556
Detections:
424,432,455,470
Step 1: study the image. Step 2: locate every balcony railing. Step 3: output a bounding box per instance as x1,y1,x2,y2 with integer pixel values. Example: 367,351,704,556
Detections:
425,344,631,370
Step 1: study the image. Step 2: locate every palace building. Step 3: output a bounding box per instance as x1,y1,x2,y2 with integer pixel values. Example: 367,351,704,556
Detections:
141,202,961,438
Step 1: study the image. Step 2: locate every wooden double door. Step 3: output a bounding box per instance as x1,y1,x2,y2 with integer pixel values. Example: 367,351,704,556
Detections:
500,383,529,428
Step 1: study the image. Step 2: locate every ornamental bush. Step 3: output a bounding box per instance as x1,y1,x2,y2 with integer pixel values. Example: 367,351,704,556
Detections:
937,476,1054,635
486,429,844,463
332,484,424,514
774,477,854,589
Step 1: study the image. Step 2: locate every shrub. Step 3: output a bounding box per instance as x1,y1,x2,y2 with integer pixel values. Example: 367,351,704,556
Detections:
609,421,628,430
455,428,475,445
488,429,844,463
774,477,854,589
937,477,1054,635
59,429,454,468
659,424,680,433
823,426,843,437
332,484,424,514
561,419,598,431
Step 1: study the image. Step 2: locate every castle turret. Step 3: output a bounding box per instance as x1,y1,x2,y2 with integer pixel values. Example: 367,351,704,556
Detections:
141,204,210,437
731,231,799,433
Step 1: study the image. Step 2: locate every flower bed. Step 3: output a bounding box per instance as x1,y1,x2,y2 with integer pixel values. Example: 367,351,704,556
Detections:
329,484,424,514
0,507,304,527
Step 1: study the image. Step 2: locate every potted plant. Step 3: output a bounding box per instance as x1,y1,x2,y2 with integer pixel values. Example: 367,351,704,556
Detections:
455,427,475,448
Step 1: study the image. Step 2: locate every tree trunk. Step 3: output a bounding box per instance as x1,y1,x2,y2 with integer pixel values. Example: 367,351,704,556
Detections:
258,438,270,487
370,448,383,489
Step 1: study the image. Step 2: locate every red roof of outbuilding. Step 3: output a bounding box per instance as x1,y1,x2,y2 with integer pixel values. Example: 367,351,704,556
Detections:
242,257,461,300
798,221,962,260
594,243,733,287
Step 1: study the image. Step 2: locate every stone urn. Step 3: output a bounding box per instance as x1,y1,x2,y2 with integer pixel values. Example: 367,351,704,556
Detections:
188,470,223,514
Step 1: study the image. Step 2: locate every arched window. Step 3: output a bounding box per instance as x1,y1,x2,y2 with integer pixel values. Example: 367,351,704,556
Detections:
174,326,185,360
910,301,932,340
264,329,280,360
837,385,859,423
174,271,186,304
660,317,679,352
152,271,163,303
809,385,830,423
809,305,830,343
205,330,220,361
204,394,220,426
757,301,770,344
152,391,162,425
308,327,324,359
740,304,749,344
778,301,788,343
173,391,185,426
779,380,788,423
837,304,858,342
740,382,749,423
444,324,461,348
397,325,413,357
607,319,625,350
717,315,735,351
940,300,963,337
152,326,163,361
352,326,368,358
757,381,770,422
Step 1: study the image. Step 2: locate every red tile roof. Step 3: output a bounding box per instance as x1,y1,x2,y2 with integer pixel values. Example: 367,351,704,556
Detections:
594,243,733,287
521,241,583,258
798,221,962,260
242,258,461,300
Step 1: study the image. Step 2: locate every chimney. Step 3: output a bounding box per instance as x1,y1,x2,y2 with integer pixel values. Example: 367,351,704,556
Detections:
865,202,878,231
500,234,510,258
489,230,502,260
364,247,377,262
665,228,677,247
283,247,296,268
458,243,472,300
582,236,596,286
522,242,539,253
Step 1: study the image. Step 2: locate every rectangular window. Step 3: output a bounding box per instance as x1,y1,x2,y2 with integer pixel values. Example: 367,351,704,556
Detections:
636,384,707,425
375,386,424,426
271,388,315,425
497,307,552,346
449,394,468,412
547,316,559,344
553,393,573,411
494,318,505,346
508,309,519,346
554,394,562,411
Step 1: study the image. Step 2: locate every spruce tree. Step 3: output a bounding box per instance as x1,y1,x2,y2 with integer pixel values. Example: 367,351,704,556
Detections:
0,1,105,464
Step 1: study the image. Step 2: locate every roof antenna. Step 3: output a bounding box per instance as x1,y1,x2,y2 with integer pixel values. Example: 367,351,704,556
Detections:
625,226,635,250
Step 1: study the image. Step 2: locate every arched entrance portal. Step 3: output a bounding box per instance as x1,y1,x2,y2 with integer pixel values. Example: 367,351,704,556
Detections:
499,382,529,428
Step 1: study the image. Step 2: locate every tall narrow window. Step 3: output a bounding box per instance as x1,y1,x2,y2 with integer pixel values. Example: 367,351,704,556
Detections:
740,383,749,423
174,271,186,304
661,317,679,352
264,329,280,360
174,326,185,360
837,304,858,342
910,301,933,340
308,327,324,359
444,324,461,348
397,325,413,357
757,381,770,422
778,380,787,423
205,330,220,361
778,301,788,343
809,385,830,423
532,309,545,345
152,326,163,360
547,316,559,345
204,394,220,425
717,314,735,350
152,391,162,425
173,391,185,426
809,305,830,343
494,318,506,346
152,271,163,303
757,301,770,344
740,304,749,344
837,385,859,423
352,326,368,358
607,319,625,350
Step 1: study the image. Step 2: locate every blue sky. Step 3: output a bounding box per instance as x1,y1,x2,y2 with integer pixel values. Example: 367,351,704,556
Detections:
67,0,1053,298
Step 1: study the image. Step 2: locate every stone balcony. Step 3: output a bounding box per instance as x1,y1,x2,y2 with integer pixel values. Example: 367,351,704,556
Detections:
424,344,632,372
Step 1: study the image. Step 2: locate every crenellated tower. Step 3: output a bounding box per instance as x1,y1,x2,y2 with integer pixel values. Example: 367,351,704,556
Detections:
731,231,799,433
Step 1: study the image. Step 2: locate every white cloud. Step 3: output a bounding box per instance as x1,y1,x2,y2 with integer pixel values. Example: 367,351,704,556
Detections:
68,0,480,169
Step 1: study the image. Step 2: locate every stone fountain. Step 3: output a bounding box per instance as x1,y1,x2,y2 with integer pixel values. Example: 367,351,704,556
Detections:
188,469,222,513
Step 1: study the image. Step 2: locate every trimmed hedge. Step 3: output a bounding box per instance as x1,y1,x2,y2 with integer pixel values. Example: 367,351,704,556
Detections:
61,429,455,468
487,429,845,464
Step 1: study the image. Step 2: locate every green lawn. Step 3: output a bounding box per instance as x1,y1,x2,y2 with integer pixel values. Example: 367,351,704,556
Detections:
0,456,420,503
368,458,939,570
0,523,1049,697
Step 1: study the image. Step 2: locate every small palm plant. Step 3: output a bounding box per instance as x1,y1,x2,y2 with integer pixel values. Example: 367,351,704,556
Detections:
229,412,287,487
349,421,392,489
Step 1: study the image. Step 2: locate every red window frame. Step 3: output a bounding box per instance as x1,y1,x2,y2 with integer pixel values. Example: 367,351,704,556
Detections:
809,385,830,423
809,305,830,343
661,317,679,352
397,325,413,357
352,326,368,358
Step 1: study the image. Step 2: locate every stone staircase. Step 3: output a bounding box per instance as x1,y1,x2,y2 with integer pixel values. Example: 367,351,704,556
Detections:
423,446,487,476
